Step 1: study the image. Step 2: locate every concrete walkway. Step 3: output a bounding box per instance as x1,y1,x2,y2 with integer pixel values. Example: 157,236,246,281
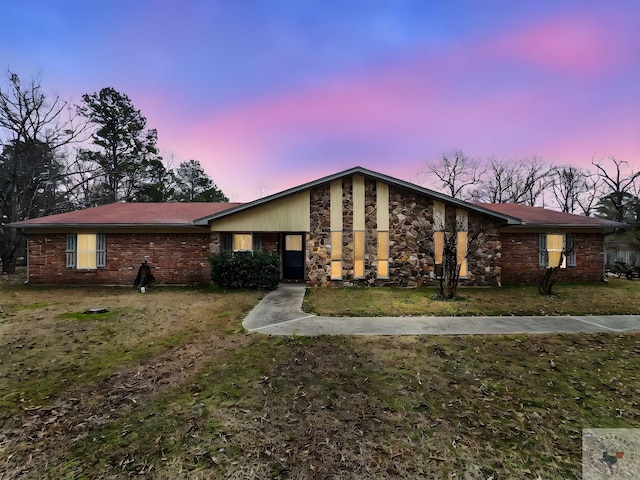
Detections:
243,283,640,336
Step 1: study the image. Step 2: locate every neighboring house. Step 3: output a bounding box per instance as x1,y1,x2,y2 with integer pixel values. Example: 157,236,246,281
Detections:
9,166,624,286
603,231,640,268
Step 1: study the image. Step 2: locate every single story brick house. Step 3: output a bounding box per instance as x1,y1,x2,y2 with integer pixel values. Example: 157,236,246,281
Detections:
9,166,623,286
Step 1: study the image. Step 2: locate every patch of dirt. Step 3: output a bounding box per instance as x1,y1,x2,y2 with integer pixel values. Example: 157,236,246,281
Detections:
0,267,27,286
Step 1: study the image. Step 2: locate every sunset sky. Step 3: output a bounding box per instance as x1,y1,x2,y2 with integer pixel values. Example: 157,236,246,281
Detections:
2,0,639,201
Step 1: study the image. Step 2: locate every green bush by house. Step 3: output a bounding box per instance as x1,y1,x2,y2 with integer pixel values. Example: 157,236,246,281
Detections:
210,251,280,290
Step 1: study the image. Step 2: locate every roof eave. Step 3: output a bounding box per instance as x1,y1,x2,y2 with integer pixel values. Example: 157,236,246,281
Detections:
10,223,208,229
502,221,626,231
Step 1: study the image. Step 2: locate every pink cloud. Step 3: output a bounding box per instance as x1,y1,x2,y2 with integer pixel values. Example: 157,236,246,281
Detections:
144,12,638,201
485,14,626,76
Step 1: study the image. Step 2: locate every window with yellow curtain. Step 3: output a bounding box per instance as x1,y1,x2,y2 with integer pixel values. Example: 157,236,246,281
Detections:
331,231,342,279
233,233,253,251
67,234,106,269
354,231,365,278
457,231,468,277
433,231,444,265
77,234,97,269
377,231,389,278
546,234,566,268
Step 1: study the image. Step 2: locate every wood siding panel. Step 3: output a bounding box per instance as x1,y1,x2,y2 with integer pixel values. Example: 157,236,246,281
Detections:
376,182,389,231
353,175,365,231
330,180,343,231
209,191,310,232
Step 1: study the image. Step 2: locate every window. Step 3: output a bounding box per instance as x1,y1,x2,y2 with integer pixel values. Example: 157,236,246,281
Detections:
539,233,576,268
221,233,263,253
285,234,302,251
457,231,468,277
354,231,365,278
233,233,253,251
456,209,468,278
377,231,389,278
66,233,106,269
330,231,342,279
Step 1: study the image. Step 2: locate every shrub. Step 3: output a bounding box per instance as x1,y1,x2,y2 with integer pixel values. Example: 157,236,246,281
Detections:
210,251,280,290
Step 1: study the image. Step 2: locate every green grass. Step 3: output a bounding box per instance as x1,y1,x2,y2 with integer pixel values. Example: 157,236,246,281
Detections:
304,278,640,316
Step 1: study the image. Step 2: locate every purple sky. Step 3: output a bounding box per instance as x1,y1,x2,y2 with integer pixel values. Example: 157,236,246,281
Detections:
2,0,639,201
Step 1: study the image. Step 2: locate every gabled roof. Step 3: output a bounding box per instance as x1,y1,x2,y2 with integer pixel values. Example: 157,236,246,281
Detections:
9,202,241,228
478,203,626,229
193,166,522,225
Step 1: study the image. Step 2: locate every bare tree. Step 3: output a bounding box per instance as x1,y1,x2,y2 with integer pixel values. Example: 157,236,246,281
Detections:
510,157,552,206
592,156,640,223
469,157,551,206
576,173,602,217
0,71,86,273
538,239,575,296
425,150,484,199
469,158,516,203
419,209,484,299
551,166,592,213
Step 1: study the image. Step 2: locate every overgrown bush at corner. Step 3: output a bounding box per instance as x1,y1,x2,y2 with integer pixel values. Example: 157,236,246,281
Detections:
210,252,280,290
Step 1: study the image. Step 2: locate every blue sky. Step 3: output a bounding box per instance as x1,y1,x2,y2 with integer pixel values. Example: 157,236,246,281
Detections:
2,0,639,201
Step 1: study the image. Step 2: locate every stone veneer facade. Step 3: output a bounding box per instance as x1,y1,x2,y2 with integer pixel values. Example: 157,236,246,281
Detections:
306,179,503,287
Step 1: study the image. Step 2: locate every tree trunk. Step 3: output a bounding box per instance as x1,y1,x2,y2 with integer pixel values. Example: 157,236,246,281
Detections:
1,253,17,274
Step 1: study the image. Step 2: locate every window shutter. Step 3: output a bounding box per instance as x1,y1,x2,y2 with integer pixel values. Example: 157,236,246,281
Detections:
566,234,577,267
538,234,547,267
96,233,106,267
66,234,77,268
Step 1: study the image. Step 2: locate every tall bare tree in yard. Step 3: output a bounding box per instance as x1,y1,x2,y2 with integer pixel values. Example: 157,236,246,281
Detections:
425,150,484,200
539,236,575,296
550,166,599,214
576,173,602,217
419,205,484,299
592,156,640,224
468,157,552,206
468,157,513,203
0,72,85,273
508,157,552,206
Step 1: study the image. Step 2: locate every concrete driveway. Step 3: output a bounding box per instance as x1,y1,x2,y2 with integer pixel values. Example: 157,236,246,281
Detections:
243,283,640,336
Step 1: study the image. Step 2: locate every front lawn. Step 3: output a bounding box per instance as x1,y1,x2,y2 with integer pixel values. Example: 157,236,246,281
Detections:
1,281,639,479
304,278,640,316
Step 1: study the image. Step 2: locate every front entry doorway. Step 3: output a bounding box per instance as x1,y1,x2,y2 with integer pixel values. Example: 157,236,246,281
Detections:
282,233,305,281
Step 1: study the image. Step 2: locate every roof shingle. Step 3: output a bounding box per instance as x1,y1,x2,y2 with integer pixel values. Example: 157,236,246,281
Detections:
477,203,624,228
10,202,241,227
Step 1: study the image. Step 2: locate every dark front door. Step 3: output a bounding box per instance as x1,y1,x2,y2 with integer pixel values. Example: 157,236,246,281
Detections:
282,234,305,280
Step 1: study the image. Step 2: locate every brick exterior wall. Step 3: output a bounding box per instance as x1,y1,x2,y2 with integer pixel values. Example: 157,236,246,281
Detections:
500,232,605,284
27,231,213,285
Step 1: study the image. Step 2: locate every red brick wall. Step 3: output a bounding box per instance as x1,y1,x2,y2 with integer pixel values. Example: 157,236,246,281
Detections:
500,232,605,284
27,232,213,285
